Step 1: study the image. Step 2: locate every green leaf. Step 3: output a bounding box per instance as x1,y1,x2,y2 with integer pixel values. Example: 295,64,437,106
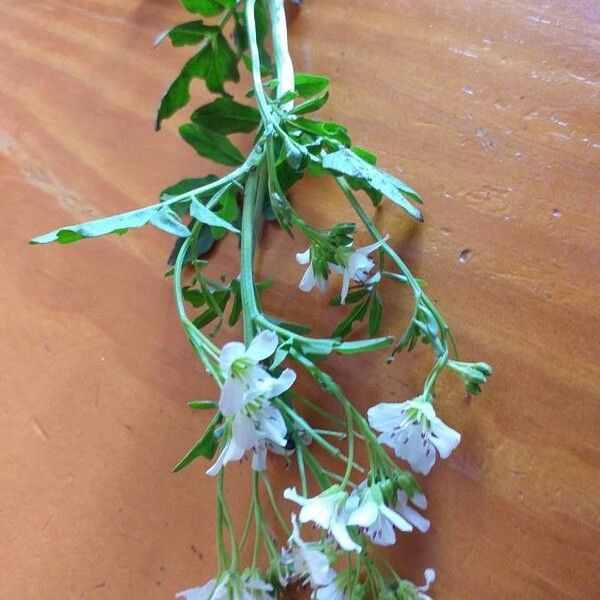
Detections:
180,123,244,166
187,400,217,409
329,288,370,306
323,148,423,221
156,33,239,129
31,204,190,245
210,186,238,239
191,97,261,134
190,196,239,233
172,414,222,472
151,206,191,237
290,117,351,147
295,73,330,98
332,298,370,338
155,21,218,47
368,291,383,336
179,0,229,16
269,317,312,335
292,92,330,116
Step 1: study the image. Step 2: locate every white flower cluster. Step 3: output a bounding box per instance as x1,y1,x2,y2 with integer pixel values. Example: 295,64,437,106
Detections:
207,330,296,475
179,322,463,599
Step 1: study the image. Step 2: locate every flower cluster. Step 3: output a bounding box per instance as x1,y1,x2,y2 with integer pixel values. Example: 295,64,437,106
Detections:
174,295,480,599
207,331,296,475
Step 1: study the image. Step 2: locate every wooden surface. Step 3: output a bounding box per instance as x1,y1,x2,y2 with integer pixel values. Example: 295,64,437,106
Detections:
1,1,599,598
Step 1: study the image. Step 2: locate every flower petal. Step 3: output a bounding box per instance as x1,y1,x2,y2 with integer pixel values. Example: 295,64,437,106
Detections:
219,341,246,374
175,579,217,600
339,271,351,305
347,497,378,527
330,515,362,552
284,487,308,508
232,413,258,451
219,377,246,417
296,248,310,265
357,235,389,256
246,330,279,362
257,404,287,447
266,368,297,398
299,265,318,292
367,402,406,432
380,504,413,533
430,417,461,459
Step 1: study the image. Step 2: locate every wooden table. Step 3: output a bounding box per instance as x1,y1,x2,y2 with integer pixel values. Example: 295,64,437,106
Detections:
1,1,598,598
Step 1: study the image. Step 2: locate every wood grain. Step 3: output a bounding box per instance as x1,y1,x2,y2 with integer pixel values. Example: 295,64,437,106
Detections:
1,1,599,598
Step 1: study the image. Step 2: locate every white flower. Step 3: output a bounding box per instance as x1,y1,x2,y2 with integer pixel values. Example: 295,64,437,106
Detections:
314,579,348,600
176,574,274,600
367,398,461,475
415,568,436,600
346,481,429,546
296,236,388,304
296,249,329,293
176,578,227,600
241,577,274,600
219,330,294,416
284,514,336,589
284,486,361,553
207,401,289,476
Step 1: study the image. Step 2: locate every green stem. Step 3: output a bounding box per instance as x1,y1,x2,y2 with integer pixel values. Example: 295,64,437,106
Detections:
260,472,291,536
246,0,275,124
268,0,295,107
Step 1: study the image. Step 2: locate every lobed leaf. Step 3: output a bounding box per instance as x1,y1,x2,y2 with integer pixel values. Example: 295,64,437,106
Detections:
30,204,190,245
156,33,239,129
155,21,218,47
323,148,423,221
172,414,222,472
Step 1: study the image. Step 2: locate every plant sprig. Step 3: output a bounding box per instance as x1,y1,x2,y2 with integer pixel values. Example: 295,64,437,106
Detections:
32,1,492,598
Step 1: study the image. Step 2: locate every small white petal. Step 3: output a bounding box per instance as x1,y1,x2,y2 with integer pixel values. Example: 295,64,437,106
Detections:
176,578,226,600
246,330,278,362
367,402,405,432
330,515,361,552
299,265,319,292
266,368,297,398
380,504,413,533
366,512,396,546
219,377,246,417
284,487,308,507
219,341,246,374
299,496,337,530
347,497,378,527
357,235,389,256
411,492,428,510
232,412,258,451
257,404,287,447
429,417,461,459
296,248,310,265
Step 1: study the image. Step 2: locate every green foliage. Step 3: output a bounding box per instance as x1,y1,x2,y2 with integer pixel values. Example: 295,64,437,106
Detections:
32,6,492,592
180,123,245,166
156,27,240,129
191,97,261,134
172,414,222,472
294,73,330,97
323,148,423,221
